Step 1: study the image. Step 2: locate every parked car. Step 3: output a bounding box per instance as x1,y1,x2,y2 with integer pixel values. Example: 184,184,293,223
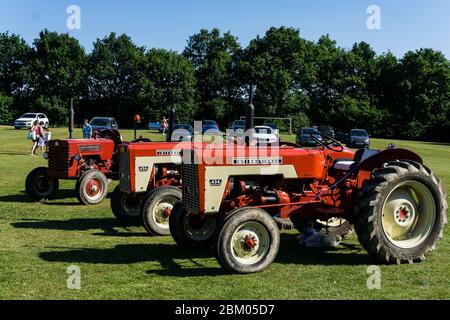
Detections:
171,124,194,142
230,120,246,131
296,127,322,146
90,117,119,131
249,126,279,145
318,125,335,139
347,129,370,149
148,121,161,131
334,129,349,144
14,113,49,129
262,122,280,138
201,120,221,135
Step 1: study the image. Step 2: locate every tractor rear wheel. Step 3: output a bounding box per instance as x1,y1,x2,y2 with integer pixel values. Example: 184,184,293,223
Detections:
25,167,59,201
142,186,182,236
216,207,280,274
169,201,217,248
110,185,143,223
354,160,447,264
76,170,108,205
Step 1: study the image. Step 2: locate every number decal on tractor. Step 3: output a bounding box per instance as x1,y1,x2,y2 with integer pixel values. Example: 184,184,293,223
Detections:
209,179,223,186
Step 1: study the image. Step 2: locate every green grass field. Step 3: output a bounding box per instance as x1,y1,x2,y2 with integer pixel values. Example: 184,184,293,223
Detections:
0,125,449,300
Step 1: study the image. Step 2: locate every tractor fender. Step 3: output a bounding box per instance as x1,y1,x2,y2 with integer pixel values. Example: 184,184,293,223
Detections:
356,148,423,188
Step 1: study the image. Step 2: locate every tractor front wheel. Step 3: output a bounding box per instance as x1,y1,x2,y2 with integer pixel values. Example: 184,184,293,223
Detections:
142,186,182,236
169,201,217,248
354,160,447,264
76,170,108,205
110,186,143,223
216,207,280,274
25,167,59,201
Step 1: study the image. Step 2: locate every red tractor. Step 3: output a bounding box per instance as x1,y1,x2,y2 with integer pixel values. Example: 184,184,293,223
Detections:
112,141,188,235
169,117,447,274
26,129,124,205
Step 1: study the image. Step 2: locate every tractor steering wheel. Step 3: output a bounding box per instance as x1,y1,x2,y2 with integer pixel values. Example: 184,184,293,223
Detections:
311,134,344,152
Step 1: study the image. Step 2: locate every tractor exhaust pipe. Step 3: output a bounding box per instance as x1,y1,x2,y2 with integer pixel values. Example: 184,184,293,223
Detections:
245,84,255,132
166,109,176,142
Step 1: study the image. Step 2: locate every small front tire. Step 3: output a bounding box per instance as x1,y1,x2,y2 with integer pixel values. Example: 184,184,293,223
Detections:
110,186,143,223
169,201,218,248
216,207,280,274
142,186,182,236
76,170,108,205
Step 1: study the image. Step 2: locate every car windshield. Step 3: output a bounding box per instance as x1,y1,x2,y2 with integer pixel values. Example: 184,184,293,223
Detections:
91,119,110,126
22,113,37,118
255,127,272,134
174,125,192,131
233,121,245,127
351,130,368,137
301,128,319,135
203,121,217,127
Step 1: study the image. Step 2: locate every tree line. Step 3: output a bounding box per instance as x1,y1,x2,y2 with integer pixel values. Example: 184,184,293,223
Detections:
1,27,449,141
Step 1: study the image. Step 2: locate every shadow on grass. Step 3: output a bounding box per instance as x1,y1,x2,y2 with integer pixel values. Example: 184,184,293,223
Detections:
37,233,370,277
0,189,79,204
39,244,223,276
11,217,128,231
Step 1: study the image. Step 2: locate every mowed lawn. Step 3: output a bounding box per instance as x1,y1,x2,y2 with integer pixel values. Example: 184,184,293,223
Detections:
0,125,449,300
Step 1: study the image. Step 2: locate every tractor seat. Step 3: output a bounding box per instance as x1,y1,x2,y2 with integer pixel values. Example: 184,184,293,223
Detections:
334,149,379,171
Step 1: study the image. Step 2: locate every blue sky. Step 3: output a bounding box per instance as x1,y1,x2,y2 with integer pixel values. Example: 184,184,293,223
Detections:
1,0,450,57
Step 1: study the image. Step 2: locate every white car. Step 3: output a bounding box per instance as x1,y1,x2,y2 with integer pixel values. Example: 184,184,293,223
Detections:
249,126,279,145
14,113,49,129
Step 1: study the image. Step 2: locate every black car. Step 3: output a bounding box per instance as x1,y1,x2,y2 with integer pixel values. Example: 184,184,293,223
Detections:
347,129,370,149
90,117,119,131
334,129,349,144
296,127,322,146
318,125,335,139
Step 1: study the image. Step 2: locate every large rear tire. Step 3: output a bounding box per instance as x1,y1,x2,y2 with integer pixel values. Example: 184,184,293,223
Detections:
76,170,108,205
354,160,447,264
216,207,280,274
169,201,217,248
110,186,143,223
142,186,182,236
25,167,59,201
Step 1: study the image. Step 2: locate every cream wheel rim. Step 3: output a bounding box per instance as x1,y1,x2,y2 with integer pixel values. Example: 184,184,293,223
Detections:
382,180,436,249
230,222,270,266
152,196,178,229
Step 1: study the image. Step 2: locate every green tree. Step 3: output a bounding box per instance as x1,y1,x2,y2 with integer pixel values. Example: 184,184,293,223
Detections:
241,27,315,123
0,32,31,119
183,29,242,124
395,49,450,140
87,33,145,125
140,49,197,123
29,30,86,123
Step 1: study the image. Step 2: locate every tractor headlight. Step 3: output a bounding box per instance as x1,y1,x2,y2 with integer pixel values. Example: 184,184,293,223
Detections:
74,153,82,161
43,152,49,160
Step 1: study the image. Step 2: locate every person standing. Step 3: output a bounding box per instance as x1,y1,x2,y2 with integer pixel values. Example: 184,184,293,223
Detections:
82,119,93,139
38,122,49,153
29,120,40,156
161,117,168,135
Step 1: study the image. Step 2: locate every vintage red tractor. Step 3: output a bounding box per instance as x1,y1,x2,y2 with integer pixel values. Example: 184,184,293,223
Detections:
169,121,447,274
112,141,187,235
25,129,124,205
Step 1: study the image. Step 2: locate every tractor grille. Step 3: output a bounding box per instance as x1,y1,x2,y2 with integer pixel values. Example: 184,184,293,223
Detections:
119,150,131,193
182,164,200,213
48,141,70,174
